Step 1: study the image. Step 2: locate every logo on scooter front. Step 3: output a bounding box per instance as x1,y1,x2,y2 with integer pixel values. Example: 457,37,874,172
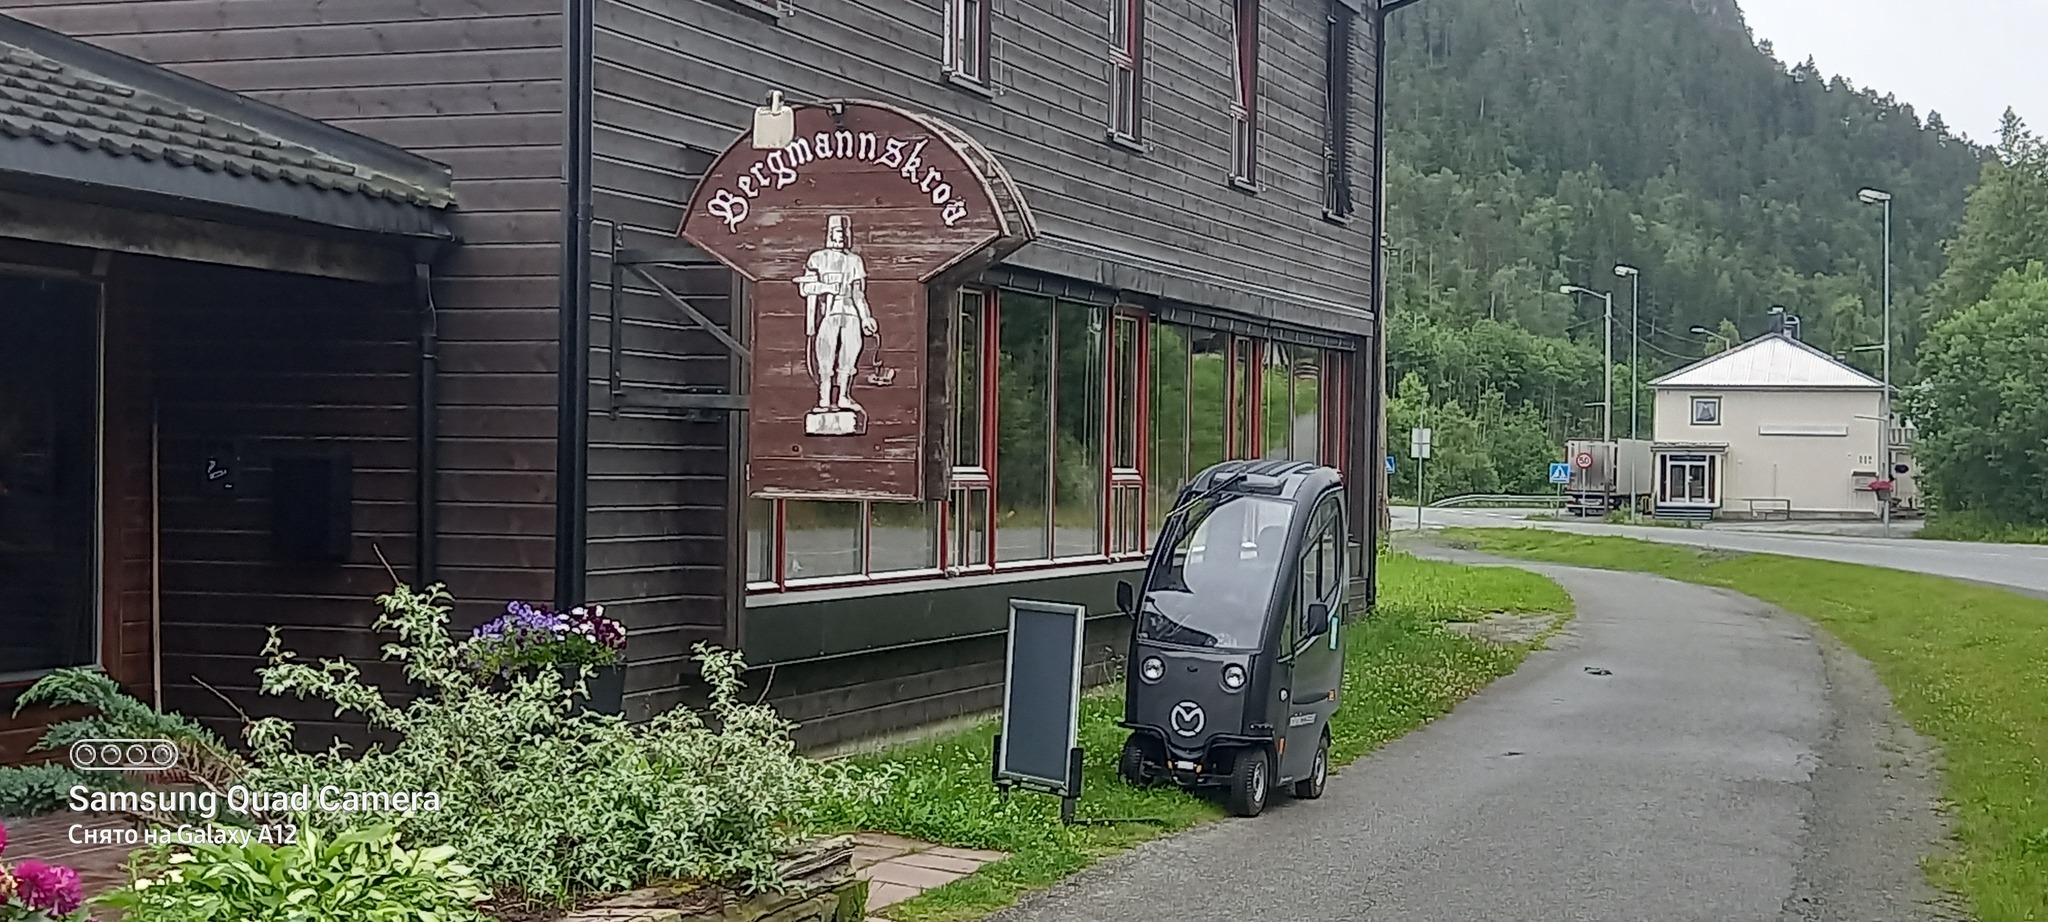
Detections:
1170,701,1206,737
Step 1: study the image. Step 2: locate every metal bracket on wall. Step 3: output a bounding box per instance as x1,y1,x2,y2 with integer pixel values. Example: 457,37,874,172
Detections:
601,219,750,423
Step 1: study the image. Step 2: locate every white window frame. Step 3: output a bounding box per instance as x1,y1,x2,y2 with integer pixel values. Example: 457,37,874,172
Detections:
1691,395,1722,426
944,0,991,85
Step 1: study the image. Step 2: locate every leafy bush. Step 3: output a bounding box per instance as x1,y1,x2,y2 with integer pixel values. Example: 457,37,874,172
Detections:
96,824,489,922
240,584,891,909
0,820,93,921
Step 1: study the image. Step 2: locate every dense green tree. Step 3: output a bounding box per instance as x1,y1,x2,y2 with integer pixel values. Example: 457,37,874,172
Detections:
1929,111,2048,322
1377,0,1990,500
1903,263,2048,522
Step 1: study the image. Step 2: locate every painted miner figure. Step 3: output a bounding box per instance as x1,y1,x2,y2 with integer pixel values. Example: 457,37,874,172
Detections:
795,215,879,435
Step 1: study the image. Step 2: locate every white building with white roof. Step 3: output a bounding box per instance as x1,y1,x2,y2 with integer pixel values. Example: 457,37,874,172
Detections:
1648,332,1904,520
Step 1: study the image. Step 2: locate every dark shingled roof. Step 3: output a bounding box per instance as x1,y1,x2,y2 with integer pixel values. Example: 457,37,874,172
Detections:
0,13,454,240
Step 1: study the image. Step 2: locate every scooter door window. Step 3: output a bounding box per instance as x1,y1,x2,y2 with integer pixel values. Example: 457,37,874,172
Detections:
1138,494,1292,650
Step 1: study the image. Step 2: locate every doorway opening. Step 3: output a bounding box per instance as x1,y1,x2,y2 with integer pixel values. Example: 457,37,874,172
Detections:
0,272,102,680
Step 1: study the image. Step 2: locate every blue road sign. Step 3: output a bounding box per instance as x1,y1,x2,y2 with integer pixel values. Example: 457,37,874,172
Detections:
1386,455,1397,475
1549,462,1572,484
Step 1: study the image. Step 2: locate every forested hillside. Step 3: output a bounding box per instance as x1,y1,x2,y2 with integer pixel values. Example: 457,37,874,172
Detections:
1380,0,1990,498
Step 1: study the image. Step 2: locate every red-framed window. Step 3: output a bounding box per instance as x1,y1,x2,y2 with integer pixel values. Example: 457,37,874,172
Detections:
945,0,993,85
1109,0,1145,142
744,292,1356,594
1229,0,1261,185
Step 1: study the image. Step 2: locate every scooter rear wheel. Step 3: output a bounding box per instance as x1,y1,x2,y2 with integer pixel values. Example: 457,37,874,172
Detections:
1226,747,1270,817
1293,734,1329,800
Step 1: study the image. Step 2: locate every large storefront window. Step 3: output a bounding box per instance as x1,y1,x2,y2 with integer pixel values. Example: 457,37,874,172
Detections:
744,285,1358,592
1148,321,1191,530
1190,332,1228,476
1262,343,1293,458
996,293,1053,562
1052,299,1104,559
0,275,100,677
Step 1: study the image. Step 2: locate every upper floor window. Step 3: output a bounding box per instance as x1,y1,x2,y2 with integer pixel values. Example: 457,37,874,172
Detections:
1691,396,1723,425
946,0,992,85
1230,0,1261,186
1323,2,1355,217
1109,0,1145,142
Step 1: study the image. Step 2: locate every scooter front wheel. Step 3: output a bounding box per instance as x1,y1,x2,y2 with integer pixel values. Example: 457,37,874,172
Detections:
1226,746,1270,817
1118,733,1156,786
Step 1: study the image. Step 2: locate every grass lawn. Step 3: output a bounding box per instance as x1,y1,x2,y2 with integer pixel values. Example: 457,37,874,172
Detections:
1448,528,2048,922
816,551,1572,921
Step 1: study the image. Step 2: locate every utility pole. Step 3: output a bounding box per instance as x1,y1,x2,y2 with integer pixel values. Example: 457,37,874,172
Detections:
1614,265,1640,521
1561,284,1615,442
1859,188,1894,538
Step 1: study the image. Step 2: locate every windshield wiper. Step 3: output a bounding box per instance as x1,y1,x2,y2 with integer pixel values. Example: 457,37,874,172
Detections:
1139,603,1219,648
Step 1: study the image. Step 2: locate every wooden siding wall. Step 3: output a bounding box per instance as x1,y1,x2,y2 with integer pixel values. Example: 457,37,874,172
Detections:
591,0,1378,330
785,616,1130,751
141,258,420,750
0,0,571,628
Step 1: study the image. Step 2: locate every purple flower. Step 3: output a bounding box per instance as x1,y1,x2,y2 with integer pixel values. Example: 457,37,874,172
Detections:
13,859,84,915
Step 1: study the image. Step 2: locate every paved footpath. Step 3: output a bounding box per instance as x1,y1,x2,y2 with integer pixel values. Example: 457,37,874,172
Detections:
989,558,1963,922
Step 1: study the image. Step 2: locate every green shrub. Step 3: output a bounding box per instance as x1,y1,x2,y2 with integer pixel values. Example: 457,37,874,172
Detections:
0,762,95,818
1,668,245,821
240,583,892,909
95,824,490,922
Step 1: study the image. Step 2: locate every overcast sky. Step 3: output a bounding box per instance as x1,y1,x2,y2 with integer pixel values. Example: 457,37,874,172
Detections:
1736,0,2048,145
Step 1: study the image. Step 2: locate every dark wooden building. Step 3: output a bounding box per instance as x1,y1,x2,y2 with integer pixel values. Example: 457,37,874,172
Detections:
0,0,1386,756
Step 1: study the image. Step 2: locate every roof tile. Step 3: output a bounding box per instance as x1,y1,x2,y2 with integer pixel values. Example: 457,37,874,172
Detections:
0,37,452,210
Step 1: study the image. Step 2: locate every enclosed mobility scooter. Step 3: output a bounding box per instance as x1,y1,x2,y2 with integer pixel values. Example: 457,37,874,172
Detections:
1115,459,1351,817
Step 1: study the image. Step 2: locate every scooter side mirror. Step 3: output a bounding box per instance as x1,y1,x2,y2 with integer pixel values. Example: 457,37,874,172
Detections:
1306,602,1331,636
1116,580,1135,615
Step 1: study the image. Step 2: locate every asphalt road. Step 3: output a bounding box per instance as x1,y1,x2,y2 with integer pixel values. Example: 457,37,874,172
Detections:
1394,505,2048,597
987,560,1958,922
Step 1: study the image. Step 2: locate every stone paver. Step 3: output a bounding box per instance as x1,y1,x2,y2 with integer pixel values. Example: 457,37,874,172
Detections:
850,832,1008,919
863,881,920,910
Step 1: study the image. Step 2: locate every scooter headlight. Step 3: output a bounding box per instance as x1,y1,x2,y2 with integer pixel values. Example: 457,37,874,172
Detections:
1140,657,1165,683
1222,664,1247,690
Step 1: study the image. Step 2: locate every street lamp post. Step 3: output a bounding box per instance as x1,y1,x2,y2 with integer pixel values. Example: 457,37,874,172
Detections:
1613,265,1641,521
1562,284,1615,443
1689,325,1732,352
1370,0,1430,545
1614,266,1640,439
1859,187,1894,538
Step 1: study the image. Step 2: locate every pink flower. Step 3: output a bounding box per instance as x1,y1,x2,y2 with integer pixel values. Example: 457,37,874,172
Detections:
12,859,84,915
0,818,9,854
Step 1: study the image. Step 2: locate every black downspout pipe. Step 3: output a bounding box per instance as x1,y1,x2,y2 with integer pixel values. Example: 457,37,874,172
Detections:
1366,0,1391,604
414,256,441,590
555,0,595,609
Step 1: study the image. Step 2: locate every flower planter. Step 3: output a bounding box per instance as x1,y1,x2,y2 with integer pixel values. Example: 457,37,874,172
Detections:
549,836,865,922
567,663,625,717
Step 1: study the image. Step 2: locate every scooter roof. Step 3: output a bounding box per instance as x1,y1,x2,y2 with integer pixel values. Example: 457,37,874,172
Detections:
1179,458,1340,507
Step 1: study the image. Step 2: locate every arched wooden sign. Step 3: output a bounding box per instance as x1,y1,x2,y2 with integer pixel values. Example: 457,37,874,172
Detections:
682,100,1036,502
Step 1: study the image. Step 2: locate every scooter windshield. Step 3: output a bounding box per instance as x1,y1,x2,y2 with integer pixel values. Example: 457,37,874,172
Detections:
1136,493,1294,651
